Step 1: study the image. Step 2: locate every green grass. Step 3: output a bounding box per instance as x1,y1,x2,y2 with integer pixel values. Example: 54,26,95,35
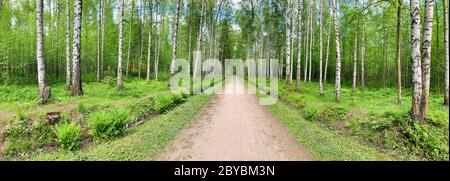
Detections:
15,94,212,160
270,82,449,160
267,102,393,160
0,79,168,129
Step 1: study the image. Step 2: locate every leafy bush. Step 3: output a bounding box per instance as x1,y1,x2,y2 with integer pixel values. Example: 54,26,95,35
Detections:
399,118,449,160
327,106,347,121
304,107,319,121
31,120,55,148
126,97,155,123
2,116,32,154
155,93,186,113
76,103,88,114
103,76,116,88
4,117,29,139
54,122,81,151
88,108,128,140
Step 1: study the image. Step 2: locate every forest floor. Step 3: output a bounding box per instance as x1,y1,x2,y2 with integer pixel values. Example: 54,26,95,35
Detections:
0,79,167,138
0,77,447,160
269,81,449,160
157,77,312,161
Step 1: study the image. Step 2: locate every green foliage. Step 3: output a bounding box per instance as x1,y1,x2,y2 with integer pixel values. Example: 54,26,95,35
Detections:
398,118,449,160
103,76,117,88
4,117,29,139
2,116,31,154
88,108,128,141
279,82,449,160
155,93,186,113
0,85,38,101
54,122,81,151
76,103,88,114
31,120,55,148
126,97,155,123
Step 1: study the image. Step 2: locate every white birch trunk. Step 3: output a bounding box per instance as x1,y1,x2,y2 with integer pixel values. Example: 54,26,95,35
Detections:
319,0,323,95
304,8,310,83
324,8,331,84
410,0,422,119
444,0,449,106
296,0,303,90
308,6,313,83
97,0,101,82
352,26,358,96
117,0,125,88
395,0,401,103
170,0,181,76
71,0,83,96
146,0,153,81
126,0,134,78
193,1,205,81
285,0,292,84
419,0,434,122
332,0,342,102
36,0,51,103
65,0,71,90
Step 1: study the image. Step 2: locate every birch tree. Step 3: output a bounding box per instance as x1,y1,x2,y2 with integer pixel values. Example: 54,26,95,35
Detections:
308,4,313,83
296,0,303,90
36,0,51,103
71,0,83,96
155,2,161,81
117,0,125,89
101,0,105,79
419,0,434,122
146,0,153,81
284,0,292,84
361,20,365,89
395,0,402,104
65,0,71,90
170,0,181,76
304,7,310,83
410,0,421,119
352,22,358,96
324,8,331,84
444,0,449,106
193,0,205,81
138,0,144,79
126,0,135,78
319,0,323,95
332,0,342,102
97,0,102,82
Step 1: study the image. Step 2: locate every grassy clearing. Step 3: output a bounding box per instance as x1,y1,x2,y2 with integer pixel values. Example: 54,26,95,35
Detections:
270,82,448,160
0,79,195,159
0,78,167,119
267,102,393,160
13,94,212,160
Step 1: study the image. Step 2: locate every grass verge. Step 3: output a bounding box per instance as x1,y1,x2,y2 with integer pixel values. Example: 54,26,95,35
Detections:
14,94,212,160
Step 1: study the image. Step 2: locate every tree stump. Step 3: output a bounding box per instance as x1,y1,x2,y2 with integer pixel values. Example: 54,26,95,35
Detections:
45,112,61,125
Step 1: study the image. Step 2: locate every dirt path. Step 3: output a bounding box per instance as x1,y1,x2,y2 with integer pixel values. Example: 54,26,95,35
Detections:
157,77,312,161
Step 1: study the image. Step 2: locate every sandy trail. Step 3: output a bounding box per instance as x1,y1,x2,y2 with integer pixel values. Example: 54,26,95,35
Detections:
157,77,311,161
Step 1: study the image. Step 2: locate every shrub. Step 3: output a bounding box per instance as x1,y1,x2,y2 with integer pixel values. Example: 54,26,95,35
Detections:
76,103,88,114
304,107,319,121
88,108,128,140
399,119,449,160
103,76,116,88
126,97,155,123
2,117,31,154
54,122,81,151
4,117,29,139
155,93,186,113
31,120,55,148
328,106,347,121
